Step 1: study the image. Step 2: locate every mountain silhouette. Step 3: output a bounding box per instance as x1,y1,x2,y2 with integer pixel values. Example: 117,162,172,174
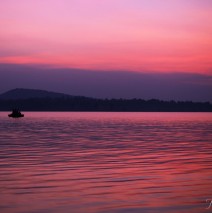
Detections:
0,88,73,100
0,88,211,112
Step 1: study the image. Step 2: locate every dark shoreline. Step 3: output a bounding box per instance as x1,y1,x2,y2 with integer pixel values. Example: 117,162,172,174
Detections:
0,97,211,112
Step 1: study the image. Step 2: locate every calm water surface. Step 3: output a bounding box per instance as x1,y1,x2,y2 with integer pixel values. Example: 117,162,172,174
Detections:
0,112,212,213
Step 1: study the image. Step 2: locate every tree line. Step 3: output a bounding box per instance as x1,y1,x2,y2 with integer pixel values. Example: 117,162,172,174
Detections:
0,97,211,112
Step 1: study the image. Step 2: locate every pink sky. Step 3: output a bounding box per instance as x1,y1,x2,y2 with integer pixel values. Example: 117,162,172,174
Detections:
0,0,212,74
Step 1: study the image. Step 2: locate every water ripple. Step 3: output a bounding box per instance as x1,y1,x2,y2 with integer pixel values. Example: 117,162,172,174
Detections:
0,112,211,213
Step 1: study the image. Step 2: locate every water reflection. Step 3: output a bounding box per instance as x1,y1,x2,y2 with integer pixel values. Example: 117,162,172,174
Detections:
0,112,212,213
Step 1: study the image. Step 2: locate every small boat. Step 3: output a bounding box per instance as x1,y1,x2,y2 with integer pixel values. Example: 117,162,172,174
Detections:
8,109,24,118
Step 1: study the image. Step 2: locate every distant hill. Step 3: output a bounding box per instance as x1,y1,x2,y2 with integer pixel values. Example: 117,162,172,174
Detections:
0,88,73,100
0,88,211,112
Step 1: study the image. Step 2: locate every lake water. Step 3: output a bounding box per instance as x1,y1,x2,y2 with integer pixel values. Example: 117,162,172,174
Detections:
0,112,211,213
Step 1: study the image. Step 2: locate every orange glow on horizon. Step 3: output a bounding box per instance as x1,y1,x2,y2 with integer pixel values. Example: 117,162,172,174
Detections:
0,53,211,75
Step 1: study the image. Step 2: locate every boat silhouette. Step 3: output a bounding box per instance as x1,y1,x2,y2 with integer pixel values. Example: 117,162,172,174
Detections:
8,109,24,118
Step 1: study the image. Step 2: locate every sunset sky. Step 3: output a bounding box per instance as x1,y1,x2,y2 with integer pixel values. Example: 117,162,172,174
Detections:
0,0,212,74
0,0,212,101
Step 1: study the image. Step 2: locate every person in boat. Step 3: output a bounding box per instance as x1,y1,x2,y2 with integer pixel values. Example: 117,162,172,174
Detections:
8,109,24,118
